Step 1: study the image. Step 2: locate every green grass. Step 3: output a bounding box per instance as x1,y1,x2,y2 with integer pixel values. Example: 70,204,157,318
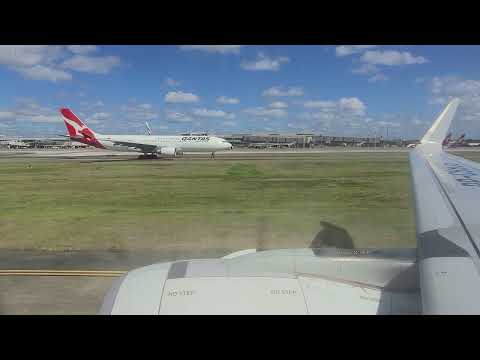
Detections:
2,152,479,252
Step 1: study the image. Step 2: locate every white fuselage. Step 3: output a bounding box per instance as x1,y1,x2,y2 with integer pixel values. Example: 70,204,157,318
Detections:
94,134,232,153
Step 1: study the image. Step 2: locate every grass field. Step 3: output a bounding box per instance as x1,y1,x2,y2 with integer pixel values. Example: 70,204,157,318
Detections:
2,152,480,253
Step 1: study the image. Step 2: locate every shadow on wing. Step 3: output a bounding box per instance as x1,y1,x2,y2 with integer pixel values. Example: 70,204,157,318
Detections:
310,221,355,253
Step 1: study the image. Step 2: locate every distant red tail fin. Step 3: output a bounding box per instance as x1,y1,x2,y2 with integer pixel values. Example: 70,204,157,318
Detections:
442,132,452,146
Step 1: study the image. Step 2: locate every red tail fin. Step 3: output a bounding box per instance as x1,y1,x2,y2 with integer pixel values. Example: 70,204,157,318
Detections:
60,108,97,139
60,108,86,137
442,132,452,146
59,108,104,148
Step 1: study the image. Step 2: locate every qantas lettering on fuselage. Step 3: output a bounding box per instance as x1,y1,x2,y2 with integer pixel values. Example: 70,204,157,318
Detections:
181,136,210,142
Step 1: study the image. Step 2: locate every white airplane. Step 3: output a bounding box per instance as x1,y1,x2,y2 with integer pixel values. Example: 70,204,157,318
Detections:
4,139,30,149
60,108,232,158
100,98,480,315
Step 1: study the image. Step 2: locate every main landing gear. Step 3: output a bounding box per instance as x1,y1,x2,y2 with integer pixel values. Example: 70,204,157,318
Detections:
138,153,158,160
211,152,216,159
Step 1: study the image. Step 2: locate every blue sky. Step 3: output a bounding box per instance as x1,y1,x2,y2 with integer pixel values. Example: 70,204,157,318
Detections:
1,45,480,139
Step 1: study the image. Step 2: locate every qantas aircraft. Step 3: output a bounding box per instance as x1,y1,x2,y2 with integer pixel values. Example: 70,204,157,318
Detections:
101,98,480,314
60,108,233,158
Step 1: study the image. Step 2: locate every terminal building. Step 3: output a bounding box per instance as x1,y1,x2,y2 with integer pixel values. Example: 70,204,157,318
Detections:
0,137,88,149
223,133,390,148
0,133,419,151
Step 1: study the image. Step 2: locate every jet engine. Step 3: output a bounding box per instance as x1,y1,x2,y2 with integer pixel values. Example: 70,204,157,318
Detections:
158,147,183,157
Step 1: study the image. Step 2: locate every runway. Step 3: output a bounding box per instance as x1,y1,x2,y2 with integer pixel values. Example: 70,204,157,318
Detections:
0,269,125,277
2,147,479,164
1,147,479,161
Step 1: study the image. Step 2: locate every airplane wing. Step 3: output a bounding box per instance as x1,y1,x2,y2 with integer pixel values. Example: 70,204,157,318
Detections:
410,98,480,314
108,140,157,154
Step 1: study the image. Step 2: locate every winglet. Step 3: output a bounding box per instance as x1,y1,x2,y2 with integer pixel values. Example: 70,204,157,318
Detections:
421,98,461,145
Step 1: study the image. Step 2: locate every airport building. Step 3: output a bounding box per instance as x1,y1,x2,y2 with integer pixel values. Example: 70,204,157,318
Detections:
0,137,88,149
223,133,389,148
6,133,471,151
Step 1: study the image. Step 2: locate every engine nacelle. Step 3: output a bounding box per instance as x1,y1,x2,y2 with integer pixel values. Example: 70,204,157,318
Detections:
158,147,183,157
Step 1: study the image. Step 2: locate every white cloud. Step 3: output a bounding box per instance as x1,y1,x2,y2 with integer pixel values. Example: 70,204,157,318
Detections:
15,65,72,82
193,108,235,120
262,86,304,97
0,45,121,82
165,110,193,123
412,119,427,126
368,73,389,83
352,50,424,83
360,50,428,66
241,53,289,71
21,114,60,123
338,97,366,116
87,112,112,124
165,77,181,87
0,46,71,82
298,97,368,134
3,99,60,123
373,121,401,128
61,55,121,74
426,76,480,124
335,45,377,57
121,102,158,121
352,62,388,83
179,45,242,54
217,96,239,104
0,45,63,67
0,111,15,120
352,63,379,75
222,120,236,127
303,98,367,117
299,111,335,121
304,100,337,110
164,91,199,103
244,107,287,118
79,100,105,111
269,101,288,109
67,45,98,54
430,76,480,97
